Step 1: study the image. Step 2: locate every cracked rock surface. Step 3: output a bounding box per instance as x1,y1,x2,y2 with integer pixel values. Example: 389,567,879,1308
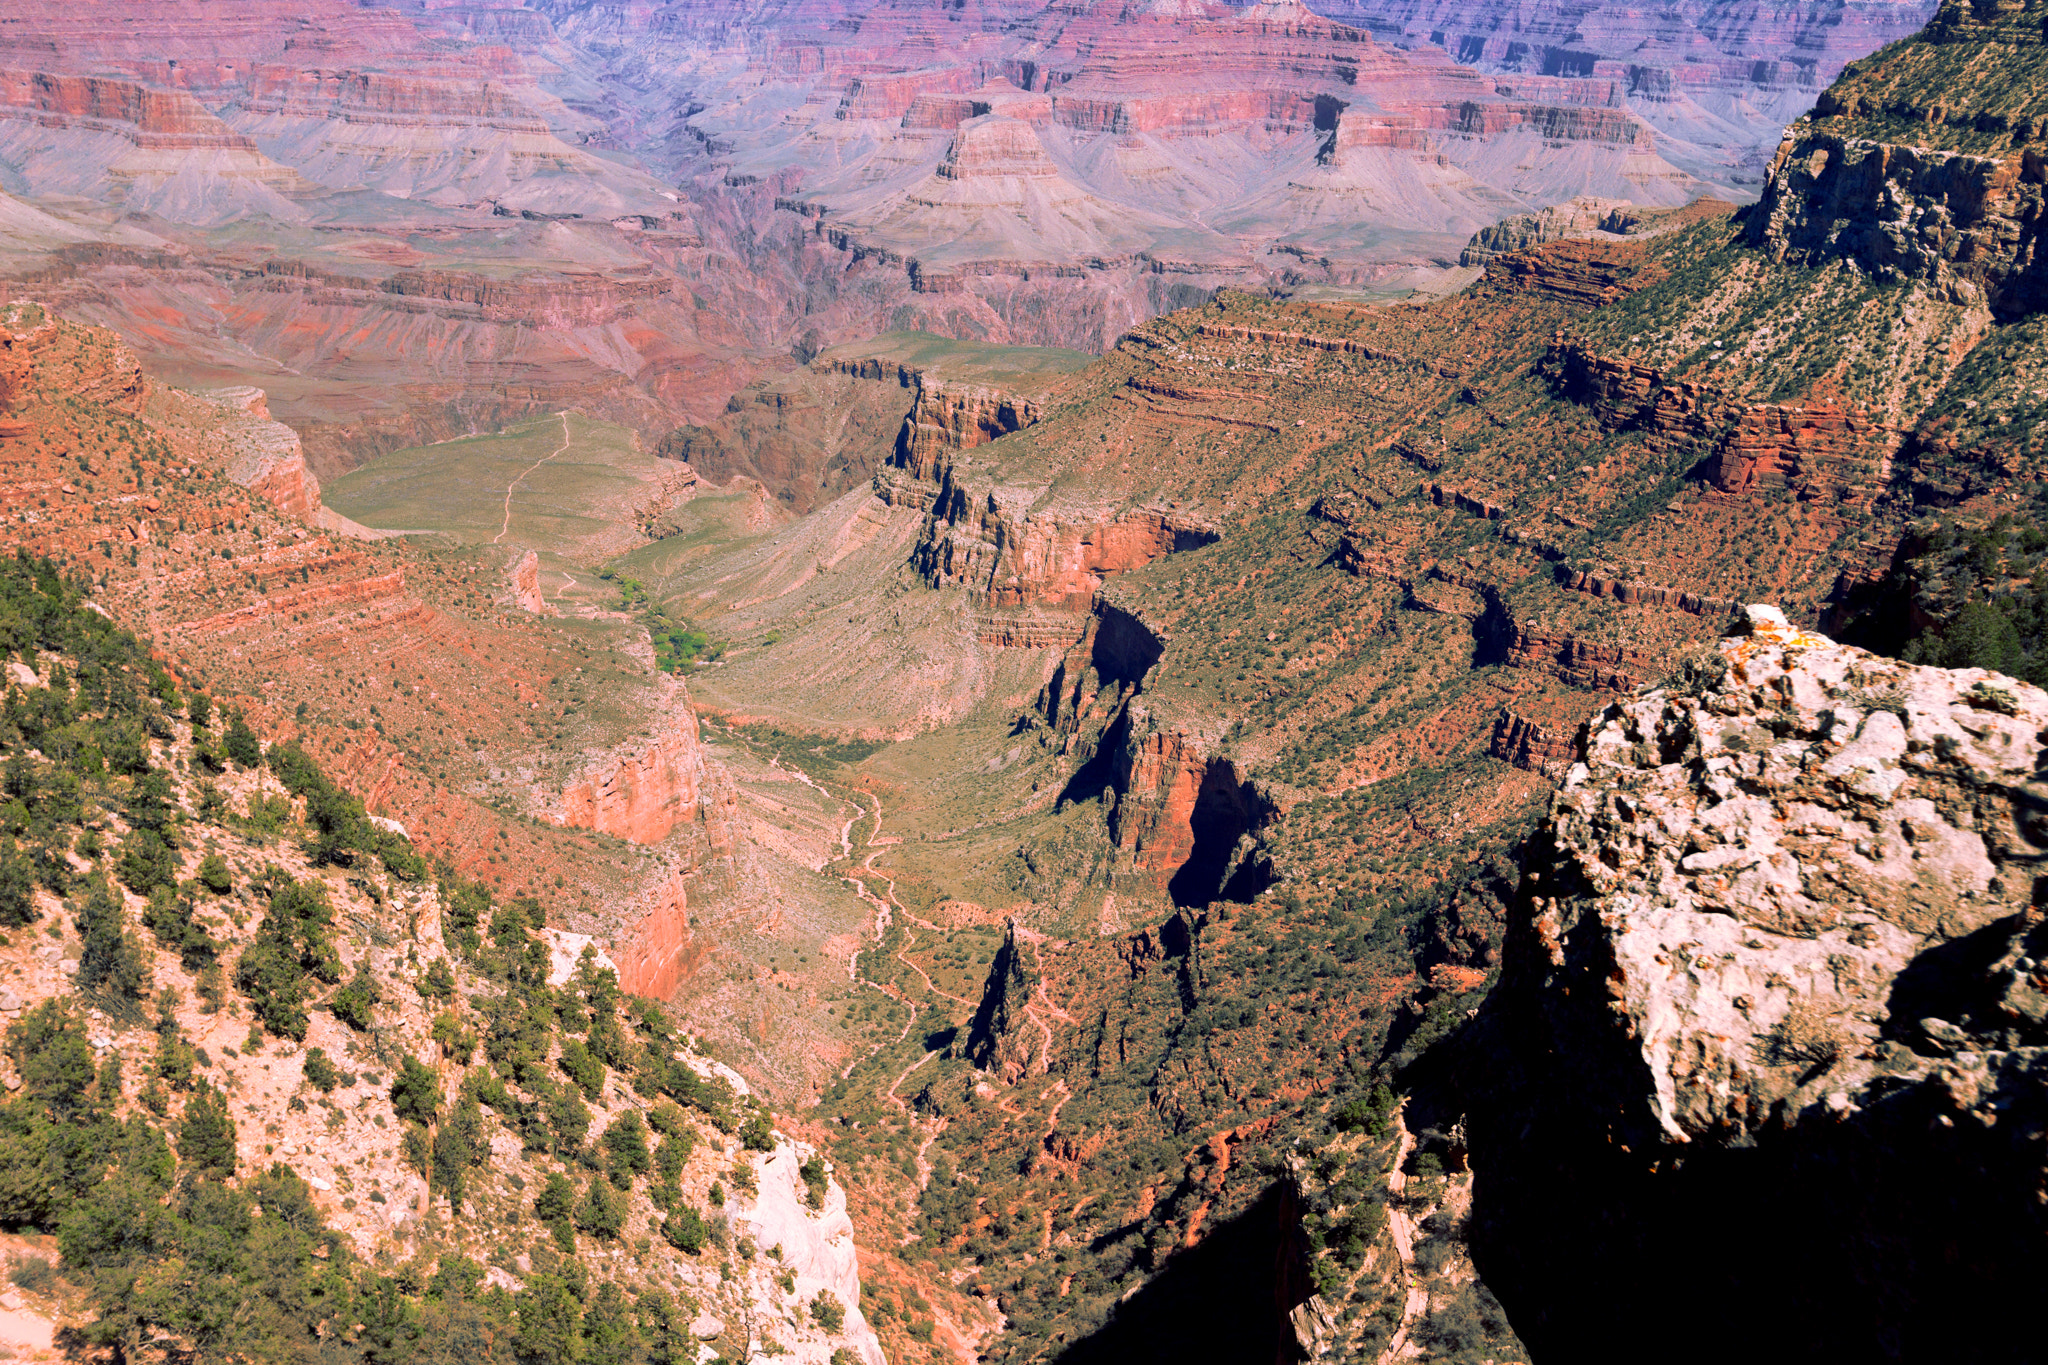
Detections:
1533,605,2048,1145
1460,605,2048,1362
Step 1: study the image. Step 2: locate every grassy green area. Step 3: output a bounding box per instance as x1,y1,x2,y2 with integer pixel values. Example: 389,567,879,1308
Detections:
324,412,652,554
811,330,1092,394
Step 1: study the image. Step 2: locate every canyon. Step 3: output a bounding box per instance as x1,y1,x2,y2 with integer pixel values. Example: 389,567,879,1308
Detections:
0,0,2039,1363
0,0,1933,497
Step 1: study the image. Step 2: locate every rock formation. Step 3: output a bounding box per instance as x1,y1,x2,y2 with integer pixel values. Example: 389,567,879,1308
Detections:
548,0,1723,348
1313,0,1941,191
1463,605,2048,1359
555,697,722,846
202,385,324,520
1749,0,2048,321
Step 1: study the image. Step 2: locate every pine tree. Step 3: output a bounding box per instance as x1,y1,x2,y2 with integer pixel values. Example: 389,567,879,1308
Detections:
178,1080,237,1175
512,1273,583,1365
76,876,148,1005
584,1281,641,1365
576,1173,626,1241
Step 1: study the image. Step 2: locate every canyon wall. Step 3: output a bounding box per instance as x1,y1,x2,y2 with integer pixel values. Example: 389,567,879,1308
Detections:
556,700,716,845
1749,133,2047,319
202,385,324,520
891,374,1042,481
1309,0,1940,192
1743,0,2047,320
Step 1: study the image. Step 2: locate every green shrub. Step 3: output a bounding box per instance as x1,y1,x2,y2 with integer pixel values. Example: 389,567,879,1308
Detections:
389,1056,440,1126
9,1256,55,1295
221,712,262,768
329,968,377,1031
0,838,36,927
302,1047,339,1093
558,1037,603,1101
535,1172,577,1252
178,1080,237,1175
195,853,232,896
235,877,341,1041
575,1175,625,1240
660,1206,708,1254
602,1110,651,1188
76,875,148,1005
799,1155,828,1209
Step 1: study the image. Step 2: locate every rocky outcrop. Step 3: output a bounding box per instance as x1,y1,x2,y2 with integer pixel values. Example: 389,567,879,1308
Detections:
508,548,549,615
1498,614,1656,692
1463,605,2048,1359
1741,0,2048,321
1556,565,1737,616
0,69,261,148
1748,131,2048,319
907,490,1217,608
740,1137,888,1365
891,374,1041,480
1311,0,1938,183
1460,195,1628,266
1107,708,1269,905
884,390,1220,605
239,67,551,131
1486,239,1665,305
935,116,1059,181
612,874,703,1001
556,700,715,844
204,386,323,521
1487,708,1574,777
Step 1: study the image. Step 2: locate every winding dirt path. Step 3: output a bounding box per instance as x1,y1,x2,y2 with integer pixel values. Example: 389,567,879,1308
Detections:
493,411,572,545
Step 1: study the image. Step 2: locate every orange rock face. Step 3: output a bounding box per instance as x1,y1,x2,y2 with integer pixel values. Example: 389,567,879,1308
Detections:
1488,708,1575,777
199,386,324,521
1558,341,1899,507
0,69,254,145
889,375,1042,480
612,875,706,1000
557,702,710,845
509,548,549,615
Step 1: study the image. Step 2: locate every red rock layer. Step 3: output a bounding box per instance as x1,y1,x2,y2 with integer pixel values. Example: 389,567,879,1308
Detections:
1558,343,1899,506
1487,240,1668,305
612,875,710,1000
0,69,256,148
557,704,711,845
1487,708,1575,777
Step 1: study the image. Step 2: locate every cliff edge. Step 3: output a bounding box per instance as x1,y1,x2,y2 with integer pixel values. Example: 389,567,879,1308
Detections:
1462,605,2048,1361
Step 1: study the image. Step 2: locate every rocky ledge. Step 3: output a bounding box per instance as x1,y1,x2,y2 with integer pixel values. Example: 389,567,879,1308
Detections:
1532,604,2047,1145
1463,605,2048,1360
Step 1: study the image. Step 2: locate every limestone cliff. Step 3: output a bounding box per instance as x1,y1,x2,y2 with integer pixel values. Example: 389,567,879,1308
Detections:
1748,0,2048,319
202,385,324,521
891,373,1041,481
554,689,724,845
1461,606,2048,1359
1749,130,2047,318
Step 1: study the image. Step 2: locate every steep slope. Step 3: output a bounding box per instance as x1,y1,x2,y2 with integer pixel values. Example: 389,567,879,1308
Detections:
0,554,885,1364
